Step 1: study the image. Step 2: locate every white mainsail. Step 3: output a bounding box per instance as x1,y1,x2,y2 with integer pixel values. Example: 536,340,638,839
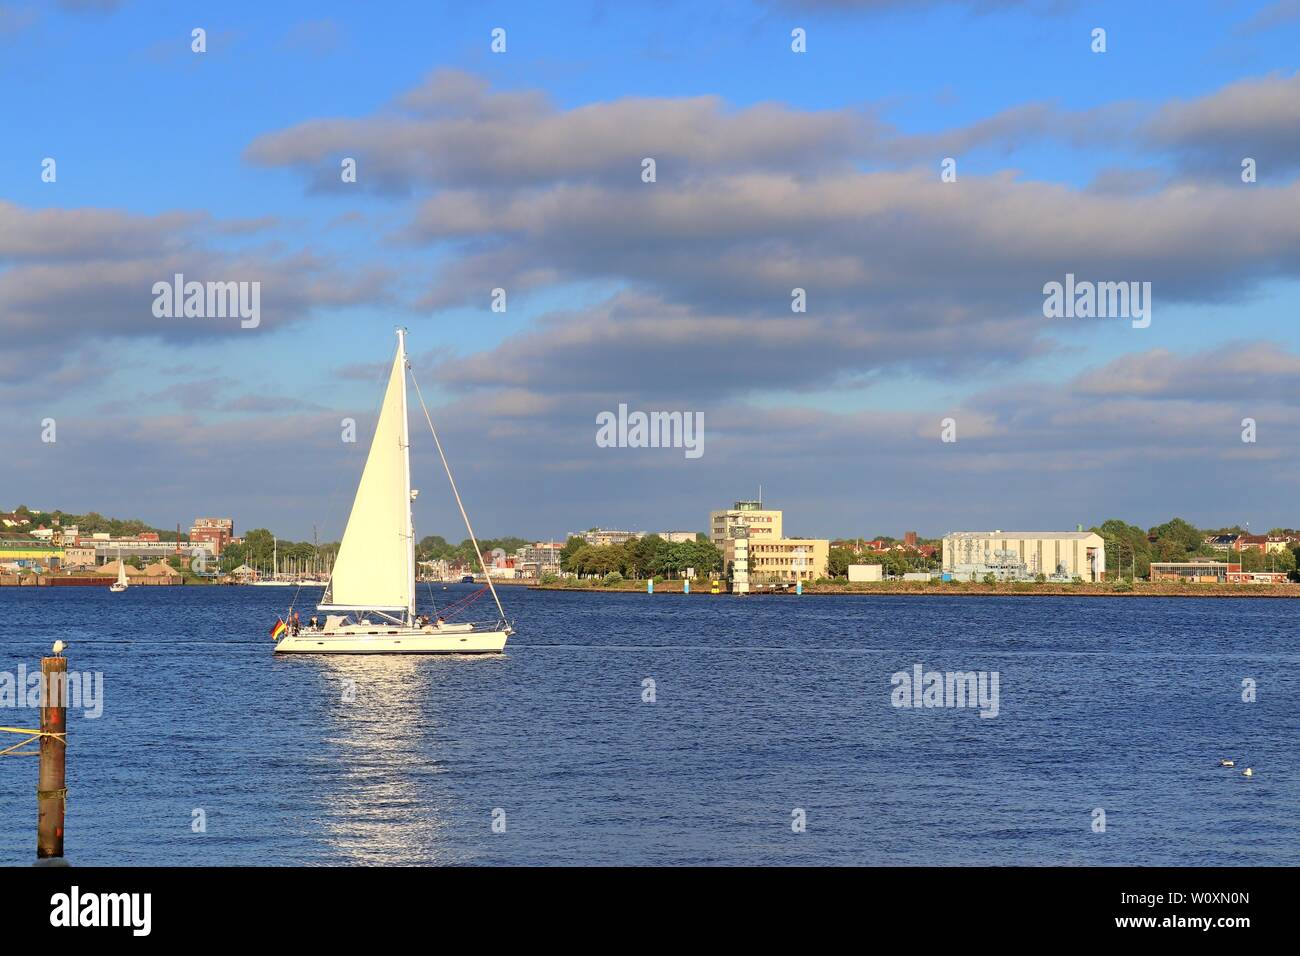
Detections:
320,332,416,618
116,551,128,587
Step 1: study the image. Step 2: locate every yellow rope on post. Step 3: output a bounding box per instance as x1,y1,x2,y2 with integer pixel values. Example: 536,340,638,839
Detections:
0,727,66,757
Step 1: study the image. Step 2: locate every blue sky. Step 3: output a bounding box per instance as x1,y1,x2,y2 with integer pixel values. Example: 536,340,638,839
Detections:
3,0,1300,541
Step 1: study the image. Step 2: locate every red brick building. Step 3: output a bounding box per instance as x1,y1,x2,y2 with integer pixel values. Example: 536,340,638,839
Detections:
189,518,234,556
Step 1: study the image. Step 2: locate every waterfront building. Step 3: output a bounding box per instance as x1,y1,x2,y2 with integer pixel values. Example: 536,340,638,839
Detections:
709,500,783,546
190,517,235,555
848,564,883,582
1149,561,1289,584
1150,561,1232,583
942,530,1106,582
514,541,564,579
61,546,97,569
87,538,215,565
656,531,698,543
417,559,450,582
1229,569,1291,584
227,563,258,583
723,536,828,590
0,537,64,569
728,533,750,593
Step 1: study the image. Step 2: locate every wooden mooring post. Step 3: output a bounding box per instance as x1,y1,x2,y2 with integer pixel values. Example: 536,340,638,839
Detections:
37,655,67,860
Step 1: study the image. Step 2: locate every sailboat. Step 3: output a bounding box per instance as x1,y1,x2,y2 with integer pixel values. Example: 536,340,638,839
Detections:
109,548,128,593
250,538,291,586
273,329,512,654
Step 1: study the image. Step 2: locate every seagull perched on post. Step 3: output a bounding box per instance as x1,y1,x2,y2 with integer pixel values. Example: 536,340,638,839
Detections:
52,640,65,657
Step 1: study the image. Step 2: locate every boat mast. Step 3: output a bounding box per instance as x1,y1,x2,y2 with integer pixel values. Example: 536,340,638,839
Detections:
398,328,417,627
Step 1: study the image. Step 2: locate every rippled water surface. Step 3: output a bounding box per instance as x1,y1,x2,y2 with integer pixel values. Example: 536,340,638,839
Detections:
0,585,1295,865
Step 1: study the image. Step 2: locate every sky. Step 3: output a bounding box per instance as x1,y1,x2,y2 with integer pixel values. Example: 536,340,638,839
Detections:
2,0,1300,542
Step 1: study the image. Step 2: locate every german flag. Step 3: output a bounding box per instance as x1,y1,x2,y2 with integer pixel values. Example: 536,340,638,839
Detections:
269,618,287,640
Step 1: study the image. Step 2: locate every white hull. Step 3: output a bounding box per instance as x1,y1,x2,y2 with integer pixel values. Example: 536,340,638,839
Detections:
275,624,510,655
109,584,127,593
250,580,293,587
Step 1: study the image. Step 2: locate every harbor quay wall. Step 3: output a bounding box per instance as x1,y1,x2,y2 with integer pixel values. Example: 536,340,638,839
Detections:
0,575,183,587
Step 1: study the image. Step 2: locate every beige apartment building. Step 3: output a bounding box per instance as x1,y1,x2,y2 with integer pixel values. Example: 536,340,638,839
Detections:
709,500,783,546
942,530,1107,582
723,536,828,591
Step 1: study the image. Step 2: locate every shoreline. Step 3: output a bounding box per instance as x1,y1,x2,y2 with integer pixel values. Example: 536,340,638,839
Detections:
528,581,1300,599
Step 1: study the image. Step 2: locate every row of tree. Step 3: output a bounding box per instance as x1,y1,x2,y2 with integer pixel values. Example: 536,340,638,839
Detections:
415,535,531,567
1094,517,1298,578
827,547,935,578
560,534,724,579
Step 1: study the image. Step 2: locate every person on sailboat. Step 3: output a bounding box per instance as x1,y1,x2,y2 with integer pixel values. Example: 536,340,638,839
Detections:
309,615,319,631
290,611,300,636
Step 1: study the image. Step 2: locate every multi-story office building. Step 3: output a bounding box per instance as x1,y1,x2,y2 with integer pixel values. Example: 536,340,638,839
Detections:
709,500,783,547
728,538,829,584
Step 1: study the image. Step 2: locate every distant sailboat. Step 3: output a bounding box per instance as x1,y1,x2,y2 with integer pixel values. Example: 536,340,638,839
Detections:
251,538,291,586
109,548,128,593
273,329,512,654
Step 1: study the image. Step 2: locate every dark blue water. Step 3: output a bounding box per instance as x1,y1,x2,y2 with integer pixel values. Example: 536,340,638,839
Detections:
0,586,1295,865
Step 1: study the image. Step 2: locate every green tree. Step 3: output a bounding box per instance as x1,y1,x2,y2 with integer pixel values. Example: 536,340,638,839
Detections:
1148,517,1204,556
1094,519,1152,579
828,547,855,578
417,535,454,561
242,529,275,568
559,536,586,572
220,542,246,573
630,534,665,578
682,539,723,575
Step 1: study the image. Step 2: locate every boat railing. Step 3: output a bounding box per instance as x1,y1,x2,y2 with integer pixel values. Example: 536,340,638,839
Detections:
453,616,512,632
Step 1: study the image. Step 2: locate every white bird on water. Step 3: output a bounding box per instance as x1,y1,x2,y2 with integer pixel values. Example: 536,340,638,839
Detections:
1242,768,1254,777
1219,759,1234,767
52,640,65,657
